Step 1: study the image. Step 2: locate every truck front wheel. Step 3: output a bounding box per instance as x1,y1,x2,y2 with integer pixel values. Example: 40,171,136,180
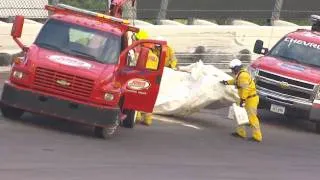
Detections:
93,119,120,139
122,110,137,128
1,105,24,119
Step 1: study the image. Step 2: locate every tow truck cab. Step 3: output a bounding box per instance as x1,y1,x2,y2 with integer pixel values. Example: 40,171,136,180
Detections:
0,4,168,138
249,15,320,132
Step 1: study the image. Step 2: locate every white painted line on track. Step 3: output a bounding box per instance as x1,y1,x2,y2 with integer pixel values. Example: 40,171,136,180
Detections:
181,123,201,130
153,115,202,130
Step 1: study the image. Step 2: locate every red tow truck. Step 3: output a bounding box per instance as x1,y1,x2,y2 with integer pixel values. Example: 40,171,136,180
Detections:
0,4,168,138
249,15,320,132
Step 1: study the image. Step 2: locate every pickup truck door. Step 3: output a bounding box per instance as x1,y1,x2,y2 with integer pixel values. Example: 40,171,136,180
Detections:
117,40,167,113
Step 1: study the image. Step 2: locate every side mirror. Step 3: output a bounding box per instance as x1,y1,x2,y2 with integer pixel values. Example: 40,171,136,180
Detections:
136,47,149,70
11,16,24,38
253,40,264,54
253,40,269,55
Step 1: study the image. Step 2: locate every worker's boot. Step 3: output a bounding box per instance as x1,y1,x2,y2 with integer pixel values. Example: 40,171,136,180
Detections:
142,113,153,126
232,126,247,139
136,111,142,123
250,129,262,142
249,118,262,142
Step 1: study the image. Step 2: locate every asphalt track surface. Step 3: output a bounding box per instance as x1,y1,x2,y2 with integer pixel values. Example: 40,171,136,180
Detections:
1,77,320,180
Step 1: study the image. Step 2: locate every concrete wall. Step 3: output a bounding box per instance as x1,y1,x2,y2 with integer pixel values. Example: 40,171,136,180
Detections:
137,25,310,64
0,23,42,53
138,25,309,50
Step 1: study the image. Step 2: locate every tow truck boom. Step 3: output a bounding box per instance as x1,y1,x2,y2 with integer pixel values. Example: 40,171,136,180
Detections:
108,0,136,18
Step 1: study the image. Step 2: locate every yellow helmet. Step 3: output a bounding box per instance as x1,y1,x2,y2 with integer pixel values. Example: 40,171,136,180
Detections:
134,29,149,40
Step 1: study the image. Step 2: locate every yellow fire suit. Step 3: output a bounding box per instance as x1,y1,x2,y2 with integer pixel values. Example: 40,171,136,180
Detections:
227,68,262,142
164,45,178,69
136,50,159,126
137,46,178,126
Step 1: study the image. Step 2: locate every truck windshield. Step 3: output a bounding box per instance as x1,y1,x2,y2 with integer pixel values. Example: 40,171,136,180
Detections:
35,19,121,64
269,37,320,67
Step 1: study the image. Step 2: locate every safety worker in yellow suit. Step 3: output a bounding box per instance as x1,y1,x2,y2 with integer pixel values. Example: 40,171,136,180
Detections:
220,59,263,142
155,36,178,70
133,30,160,126
136,35,179,125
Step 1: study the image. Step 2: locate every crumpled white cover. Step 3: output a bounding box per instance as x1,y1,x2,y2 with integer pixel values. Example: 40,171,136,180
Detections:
153,61,239,117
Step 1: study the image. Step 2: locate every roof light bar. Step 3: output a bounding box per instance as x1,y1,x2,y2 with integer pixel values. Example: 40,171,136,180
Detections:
311,15,320,24
311,15,320,32
46,3,129,25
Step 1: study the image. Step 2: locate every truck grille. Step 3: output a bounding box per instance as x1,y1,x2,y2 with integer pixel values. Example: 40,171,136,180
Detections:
257,70,315,100
33,67,94,99
256,81,311,99
258,71,314,89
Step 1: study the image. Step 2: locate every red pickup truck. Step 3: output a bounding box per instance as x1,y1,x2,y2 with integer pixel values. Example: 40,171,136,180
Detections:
249,15,320,132
0,4,167,139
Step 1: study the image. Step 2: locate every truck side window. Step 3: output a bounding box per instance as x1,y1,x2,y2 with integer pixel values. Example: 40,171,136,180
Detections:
126,43,161,71
127,49,136,66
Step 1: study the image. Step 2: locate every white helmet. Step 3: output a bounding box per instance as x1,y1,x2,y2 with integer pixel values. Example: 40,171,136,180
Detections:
229,59,242,69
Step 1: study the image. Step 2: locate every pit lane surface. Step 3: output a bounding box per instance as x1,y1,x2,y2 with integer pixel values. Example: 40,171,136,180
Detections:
1,81,320,179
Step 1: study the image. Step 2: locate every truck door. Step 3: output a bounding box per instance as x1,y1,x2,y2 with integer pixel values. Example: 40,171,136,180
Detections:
117,40,167,113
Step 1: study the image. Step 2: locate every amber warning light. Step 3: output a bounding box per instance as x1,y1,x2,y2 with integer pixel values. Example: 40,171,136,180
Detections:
45,3,130,25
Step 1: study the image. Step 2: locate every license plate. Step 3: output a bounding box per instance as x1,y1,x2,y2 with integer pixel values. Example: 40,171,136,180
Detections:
270,104,285,114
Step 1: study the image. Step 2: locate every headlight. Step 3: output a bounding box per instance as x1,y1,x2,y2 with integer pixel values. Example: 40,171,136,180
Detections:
12,71,24,79
248,67,259,80
13,55,28,65
104,93,114,101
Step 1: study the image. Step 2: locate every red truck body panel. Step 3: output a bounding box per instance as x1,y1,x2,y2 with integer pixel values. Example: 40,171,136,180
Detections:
252,56,320,84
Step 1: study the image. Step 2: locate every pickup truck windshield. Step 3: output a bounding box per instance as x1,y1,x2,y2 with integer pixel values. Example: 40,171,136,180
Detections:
35,19,121,64
269,37,320,67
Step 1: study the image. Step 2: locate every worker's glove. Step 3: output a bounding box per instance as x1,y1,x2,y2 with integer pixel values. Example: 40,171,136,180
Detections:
220,80,228,85
239,99,246,107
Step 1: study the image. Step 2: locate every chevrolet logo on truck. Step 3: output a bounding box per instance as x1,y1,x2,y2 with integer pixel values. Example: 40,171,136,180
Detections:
56,79,71,87
279,81,289,89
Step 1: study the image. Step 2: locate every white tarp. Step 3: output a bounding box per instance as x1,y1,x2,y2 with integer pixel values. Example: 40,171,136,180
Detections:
153,61,239,117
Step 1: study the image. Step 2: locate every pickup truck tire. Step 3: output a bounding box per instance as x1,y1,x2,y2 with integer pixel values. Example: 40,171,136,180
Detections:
1,105,24,119
93,119,120,139
122,110,137,128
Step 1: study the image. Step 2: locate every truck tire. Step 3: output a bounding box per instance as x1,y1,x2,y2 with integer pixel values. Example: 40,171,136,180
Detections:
1,105,24,119
122,109,137,128
93,119,120,139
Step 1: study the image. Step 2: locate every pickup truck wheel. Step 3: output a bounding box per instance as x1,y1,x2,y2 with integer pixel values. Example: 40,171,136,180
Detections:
1,105,24,119
94,119,120,139
122,110,137,128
